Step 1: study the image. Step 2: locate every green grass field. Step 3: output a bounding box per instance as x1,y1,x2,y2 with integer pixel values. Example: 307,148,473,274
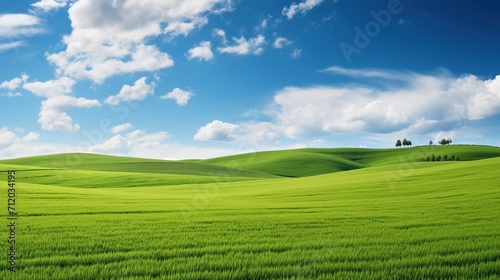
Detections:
0,145,499,279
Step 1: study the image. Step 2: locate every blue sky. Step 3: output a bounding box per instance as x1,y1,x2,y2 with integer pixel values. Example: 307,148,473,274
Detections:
1,0,499,159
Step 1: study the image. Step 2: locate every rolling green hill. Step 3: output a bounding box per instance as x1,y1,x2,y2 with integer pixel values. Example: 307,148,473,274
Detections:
0,153,276,179
203,145,500,177
2,145,500,180
0,145,499,279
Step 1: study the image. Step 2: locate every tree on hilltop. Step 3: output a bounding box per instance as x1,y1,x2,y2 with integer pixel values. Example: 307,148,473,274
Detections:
402,138,408,146
439,138,452,145
396,139,402,148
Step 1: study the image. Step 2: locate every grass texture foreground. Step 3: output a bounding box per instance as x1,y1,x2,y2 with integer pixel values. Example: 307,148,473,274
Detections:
0,145,499,279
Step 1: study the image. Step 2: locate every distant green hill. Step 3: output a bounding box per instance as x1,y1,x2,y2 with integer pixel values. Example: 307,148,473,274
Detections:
0,153,276,179
203,145,500,177
1,145,500,180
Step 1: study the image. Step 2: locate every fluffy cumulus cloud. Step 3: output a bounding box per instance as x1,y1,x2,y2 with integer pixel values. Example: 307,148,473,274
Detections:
194,120,279,144
0,128,53,159
23,77,75,98
218,35,266,55
282,0,324,20
39,96,100,132
187,41,214,61
160,88,193,106
111,123,133,134
464,75,500,120
89,134,128,153
194,120,240,141
46,0,232,83
89,129,240,159
90,129,168,153
31,0,68,12
0,74,29,91
105,77,154,105
268,67,500,138
0,128,19,146
196,68,500,145
22,132,41,142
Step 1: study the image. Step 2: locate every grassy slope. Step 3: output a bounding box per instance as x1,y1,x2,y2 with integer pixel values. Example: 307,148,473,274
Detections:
203,145,500,177
0,153,276,179
2,145,500,179
0,152,499,278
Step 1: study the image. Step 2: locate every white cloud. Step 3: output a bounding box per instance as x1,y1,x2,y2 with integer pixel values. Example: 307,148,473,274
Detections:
0,128,19,146
126,130,169,147
273,37,292,49
160,88,194,106
39,95,101,132
266,68,500,138
255,17,272,32
0,142,73,160
235,121,279,144
0,74,29,91
22,132,40,142
193,120,279,145
258,18,268,30
105,77,154,105
111,123,133,134
89,132,242,160
23,77,75,98
164,17,209,37
213,28,227,43
0,41,24,53
465,75,500,120
0,127,246,160
187,41,214,61
322,65,412,81
89,134,128,153
290,48,302,59
0,14,45,37
194,120,240,142
1,92,22,98
46,0,232,83
31,0,68,12
218,35,266,55
282,0,324,20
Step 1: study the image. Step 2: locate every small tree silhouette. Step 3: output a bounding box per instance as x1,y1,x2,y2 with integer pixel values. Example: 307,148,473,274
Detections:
396,139,402,148
402,138,408,146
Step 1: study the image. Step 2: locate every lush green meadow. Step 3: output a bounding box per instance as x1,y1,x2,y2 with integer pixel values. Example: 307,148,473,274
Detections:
0,146,499,279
